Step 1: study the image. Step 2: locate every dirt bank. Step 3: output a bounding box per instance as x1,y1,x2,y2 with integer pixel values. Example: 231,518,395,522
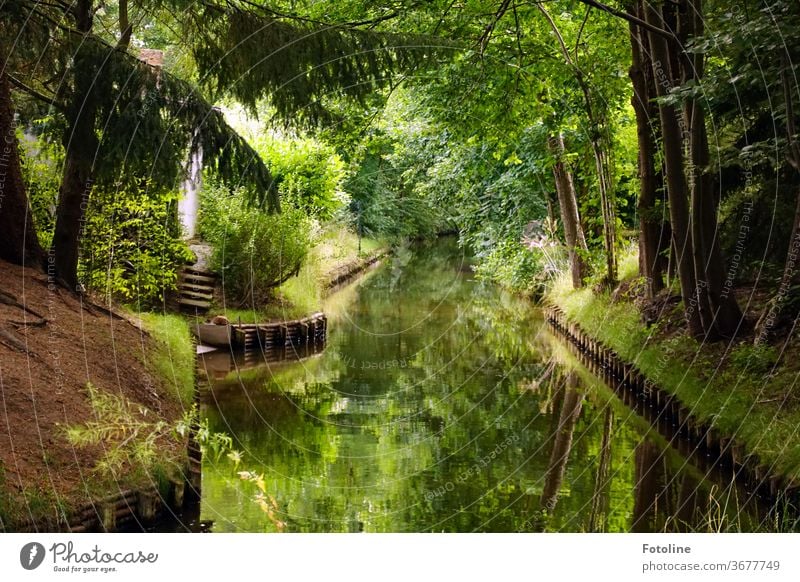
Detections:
0,259,185,530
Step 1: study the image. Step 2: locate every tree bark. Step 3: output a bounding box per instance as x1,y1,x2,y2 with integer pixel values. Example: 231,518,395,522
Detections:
51,0,99,291
680,0,718,337
549,133,589,288
628,1,666,298
644,2,704,337
756,49,800,342
0,62,44,267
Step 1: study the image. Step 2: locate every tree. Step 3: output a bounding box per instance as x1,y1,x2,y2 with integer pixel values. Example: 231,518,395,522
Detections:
537,3,618,284
627,1,668,299
0,61,43,267
549,133,589,287
6,0,440,290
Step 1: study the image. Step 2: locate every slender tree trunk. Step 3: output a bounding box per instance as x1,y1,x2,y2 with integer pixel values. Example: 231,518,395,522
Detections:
628,1,665,298
538,4,616,283
644,2,704,337
0,62,44,267
680,0,717,338
51,1,98,290
549,133,589,288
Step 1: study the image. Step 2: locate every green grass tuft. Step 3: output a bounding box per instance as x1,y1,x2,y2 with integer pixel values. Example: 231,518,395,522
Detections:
138,312,195,408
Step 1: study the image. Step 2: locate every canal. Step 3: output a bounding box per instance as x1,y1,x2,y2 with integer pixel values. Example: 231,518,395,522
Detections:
191,238,777,532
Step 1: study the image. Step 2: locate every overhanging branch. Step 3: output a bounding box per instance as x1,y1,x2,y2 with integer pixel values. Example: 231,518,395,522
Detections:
568,0,674,40
8,75,64,111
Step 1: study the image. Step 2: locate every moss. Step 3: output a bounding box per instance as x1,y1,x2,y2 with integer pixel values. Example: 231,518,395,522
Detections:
546,248,800,481
138,313,196,408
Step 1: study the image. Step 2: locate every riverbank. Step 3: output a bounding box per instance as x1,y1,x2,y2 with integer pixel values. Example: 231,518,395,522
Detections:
0,259,193,531
544,250,800,485
219,226,388,323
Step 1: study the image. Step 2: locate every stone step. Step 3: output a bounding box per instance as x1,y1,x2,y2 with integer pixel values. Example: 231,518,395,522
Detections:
177,297,212,310
178,289,214,301
178,283,214,293
180,272,216,284
182,265,216,277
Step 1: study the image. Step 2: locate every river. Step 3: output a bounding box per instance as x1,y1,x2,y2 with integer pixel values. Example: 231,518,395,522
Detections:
189,238,778,532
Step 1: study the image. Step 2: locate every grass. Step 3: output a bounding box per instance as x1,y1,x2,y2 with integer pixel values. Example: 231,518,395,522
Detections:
138,312,196,407
0,463,72,531
546,244,800,481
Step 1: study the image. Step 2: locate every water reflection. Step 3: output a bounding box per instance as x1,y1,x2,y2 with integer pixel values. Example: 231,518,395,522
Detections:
195,239,786,532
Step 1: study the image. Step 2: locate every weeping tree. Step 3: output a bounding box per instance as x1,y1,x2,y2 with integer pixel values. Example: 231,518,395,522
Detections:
4,0,276,289
4,0,443,290
183,2,445,126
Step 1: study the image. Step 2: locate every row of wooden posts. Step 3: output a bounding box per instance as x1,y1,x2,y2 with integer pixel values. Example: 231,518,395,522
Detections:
544,306,799,504
231,312,328,354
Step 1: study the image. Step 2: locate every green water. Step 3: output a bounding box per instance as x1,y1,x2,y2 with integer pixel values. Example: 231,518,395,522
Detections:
197,239,774,532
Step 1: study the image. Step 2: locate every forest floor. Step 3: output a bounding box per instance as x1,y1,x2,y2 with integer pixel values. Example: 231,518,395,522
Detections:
546,249,800,482
0,259,190,530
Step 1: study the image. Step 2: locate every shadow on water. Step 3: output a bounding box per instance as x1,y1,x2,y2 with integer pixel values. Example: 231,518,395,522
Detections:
160,238,797,533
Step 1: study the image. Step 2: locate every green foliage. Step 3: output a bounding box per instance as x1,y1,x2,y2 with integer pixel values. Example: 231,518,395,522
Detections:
17,122,63,248
254,135,346,219
79,183,192,307
65,383,189,479
186,3,448,126
198,181,311,305
473,238,554,296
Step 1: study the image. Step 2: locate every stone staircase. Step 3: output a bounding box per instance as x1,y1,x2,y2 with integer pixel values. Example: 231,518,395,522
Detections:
176,266,216,314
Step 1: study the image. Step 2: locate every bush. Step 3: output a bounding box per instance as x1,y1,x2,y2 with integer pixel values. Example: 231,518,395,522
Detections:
254,136,346,220
199,182,311,305
473,237,558,296
79,184,192,307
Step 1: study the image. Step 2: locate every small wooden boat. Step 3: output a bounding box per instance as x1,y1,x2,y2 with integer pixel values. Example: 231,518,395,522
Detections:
192,323,232,347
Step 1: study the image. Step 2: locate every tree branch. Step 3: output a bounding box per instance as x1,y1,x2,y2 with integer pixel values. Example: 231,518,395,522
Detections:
477,0,513,55
8,75,65,111
568,0,674,40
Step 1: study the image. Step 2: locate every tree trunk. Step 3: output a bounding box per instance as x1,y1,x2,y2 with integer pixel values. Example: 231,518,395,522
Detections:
756,49,800,342
51,2,98,291
549,133,589,288
0,63,44,267
644,2,704,337
628,1,666,299
680,0,718,338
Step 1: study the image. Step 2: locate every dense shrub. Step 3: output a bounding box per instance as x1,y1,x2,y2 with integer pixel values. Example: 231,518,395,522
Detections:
198,182,311,305
254,136,346,220
79,184,192,307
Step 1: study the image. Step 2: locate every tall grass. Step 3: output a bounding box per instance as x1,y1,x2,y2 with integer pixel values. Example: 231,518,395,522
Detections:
138,312,195,408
